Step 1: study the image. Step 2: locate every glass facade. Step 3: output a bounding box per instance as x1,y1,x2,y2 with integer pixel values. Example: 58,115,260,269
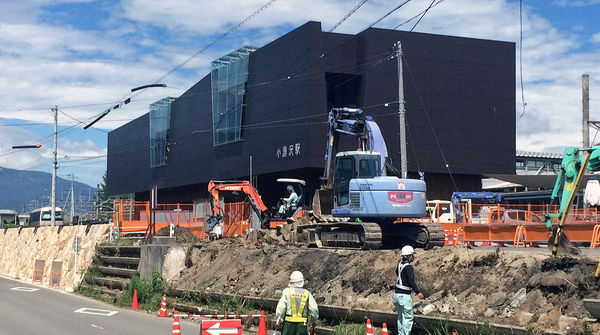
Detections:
211,46,256,146
149,97,175,167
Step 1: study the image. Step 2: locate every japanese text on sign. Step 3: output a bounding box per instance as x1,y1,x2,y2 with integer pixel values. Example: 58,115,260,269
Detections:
276,143,301,158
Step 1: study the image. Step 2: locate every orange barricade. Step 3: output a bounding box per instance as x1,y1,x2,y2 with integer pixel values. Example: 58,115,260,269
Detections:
459,203,599,245
112,199,256,240
591,225,600,248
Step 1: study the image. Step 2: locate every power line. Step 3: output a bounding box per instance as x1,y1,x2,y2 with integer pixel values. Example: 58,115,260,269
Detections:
393,0,446,30
329,0,369,32
410,0,435,32
364,0,413,30
519,0,526,118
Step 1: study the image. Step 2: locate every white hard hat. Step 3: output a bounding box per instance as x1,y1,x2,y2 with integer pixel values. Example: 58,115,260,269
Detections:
401,245,414,256
289,271,304,282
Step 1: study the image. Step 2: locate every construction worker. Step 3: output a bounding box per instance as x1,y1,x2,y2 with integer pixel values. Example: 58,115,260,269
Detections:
276,271,319,335
278,185,298,217
393,245,424,335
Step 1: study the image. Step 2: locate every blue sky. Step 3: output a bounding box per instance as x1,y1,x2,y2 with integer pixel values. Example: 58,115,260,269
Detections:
0,0,599,187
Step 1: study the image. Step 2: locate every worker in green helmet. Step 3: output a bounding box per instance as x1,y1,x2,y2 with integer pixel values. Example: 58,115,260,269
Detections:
275,271,319,335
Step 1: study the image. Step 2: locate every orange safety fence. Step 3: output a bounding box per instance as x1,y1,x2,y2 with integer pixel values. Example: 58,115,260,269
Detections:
113,201,209,240
456,203,600,246
112,200,256,240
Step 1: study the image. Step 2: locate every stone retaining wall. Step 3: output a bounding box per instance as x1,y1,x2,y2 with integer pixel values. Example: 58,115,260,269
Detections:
0,224,108,291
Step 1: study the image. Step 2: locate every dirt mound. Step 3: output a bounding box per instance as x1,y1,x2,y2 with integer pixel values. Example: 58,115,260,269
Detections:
156,226,204,244
173,237,600,332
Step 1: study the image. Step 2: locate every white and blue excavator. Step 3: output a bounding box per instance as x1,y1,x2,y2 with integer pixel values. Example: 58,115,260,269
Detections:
300,107,445,249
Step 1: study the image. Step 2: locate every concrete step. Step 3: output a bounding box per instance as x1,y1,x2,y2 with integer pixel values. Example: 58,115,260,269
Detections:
91,276,130,290
80,282,123,296
100,255,140,267
98,245,141,257
98,265,138,278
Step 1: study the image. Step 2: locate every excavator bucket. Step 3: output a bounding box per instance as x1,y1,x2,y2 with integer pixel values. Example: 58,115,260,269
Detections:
548,226,580,255
312,188,332,217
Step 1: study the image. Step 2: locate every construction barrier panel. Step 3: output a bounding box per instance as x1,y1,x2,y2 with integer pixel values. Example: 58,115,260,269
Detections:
113,201,208,240
50,261,62,287
33,259,45,283
201,319,242,335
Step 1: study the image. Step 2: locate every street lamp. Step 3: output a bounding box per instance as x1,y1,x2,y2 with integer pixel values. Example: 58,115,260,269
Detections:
84,83,167,129
12,144,41,149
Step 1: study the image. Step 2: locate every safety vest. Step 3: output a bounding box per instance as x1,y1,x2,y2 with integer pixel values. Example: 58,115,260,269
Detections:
395,263,411,291
285,287,309,322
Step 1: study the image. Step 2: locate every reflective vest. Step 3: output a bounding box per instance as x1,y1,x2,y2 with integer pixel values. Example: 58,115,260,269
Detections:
395,263,411,291
285,287,309,322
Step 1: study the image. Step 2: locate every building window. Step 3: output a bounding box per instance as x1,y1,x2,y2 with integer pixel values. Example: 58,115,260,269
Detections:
516,161,524,168
211,46,256,146
149,97,175,167
526,160,536,168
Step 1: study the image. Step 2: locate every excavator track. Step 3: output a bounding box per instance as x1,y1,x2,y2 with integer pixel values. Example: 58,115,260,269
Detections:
296,214,445,250
311,221,382,250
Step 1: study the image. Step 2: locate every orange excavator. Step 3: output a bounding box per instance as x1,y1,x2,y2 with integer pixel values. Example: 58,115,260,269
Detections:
207,180,269,237
207,179,307,237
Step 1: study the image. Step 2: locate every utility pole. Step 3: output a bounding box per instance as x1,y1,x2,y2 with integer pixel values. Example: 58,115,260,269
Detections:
67,173,75,224
583,74,590,148
51,105,58,227
395,41,408,179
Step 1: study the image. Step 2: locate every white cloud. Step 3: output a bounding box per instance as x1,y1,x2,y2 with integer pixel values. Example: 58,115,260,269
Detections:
1,0,600,186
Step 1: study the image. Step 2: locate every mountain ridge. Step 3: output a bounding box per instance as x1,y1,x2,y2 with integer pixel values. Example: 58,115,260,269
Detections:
0,166,96,212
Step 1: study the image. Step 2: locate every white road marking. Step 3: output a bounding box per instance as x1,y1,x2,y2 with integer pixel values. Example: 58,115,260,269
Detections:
74,307,118,316
91,324,105,329
10,287,39,292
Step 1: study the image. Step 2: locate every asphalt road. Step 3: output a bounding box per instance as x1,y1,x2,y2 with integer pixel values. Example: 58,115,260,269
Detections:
0,276,200,335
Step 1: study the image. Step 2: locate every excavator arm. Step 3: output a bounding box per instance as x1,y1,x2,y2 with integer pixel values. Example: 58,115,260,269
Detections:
322,108,389,188
544,147,590,257
544,146,600,257
207,180,268,230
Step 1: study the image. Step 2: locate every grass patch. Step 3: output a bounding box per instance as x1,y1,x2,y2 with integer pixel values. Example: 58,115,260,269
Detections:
126,270,167,311
336,321,366,335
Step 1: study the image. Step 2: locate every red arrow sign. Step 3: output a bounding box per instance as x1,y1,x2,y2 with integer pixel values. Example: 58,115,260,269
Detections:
202,319,242,335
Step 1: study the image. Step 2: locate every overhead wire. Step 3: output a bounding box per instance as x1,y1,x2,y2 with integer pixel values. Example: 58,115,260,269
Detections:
363,0,413,31
392,0,446,30
85,0,280,129
410,0,435,31
519,0,526,118
329,0,369,32
402,50,459,192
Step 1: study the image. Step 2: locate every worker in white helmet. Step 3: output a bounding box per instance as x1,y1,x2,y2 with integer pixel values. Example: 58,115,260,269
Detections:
393,245,424,335
275,271,319,335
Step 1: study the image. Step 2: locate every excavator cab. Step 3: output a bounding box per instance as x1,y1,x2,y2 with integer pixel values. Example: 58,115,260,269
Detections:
333,152,381,207
269,178,307,228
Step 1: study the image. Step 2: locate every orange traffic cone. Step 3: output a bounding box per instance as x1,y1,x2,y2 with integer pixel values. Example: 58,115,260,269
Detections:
131,289,139,310
158,294,168,317
444,233,450,246
172,310,181,334
258,310,267,335
366,319,373,335
381,323,388,335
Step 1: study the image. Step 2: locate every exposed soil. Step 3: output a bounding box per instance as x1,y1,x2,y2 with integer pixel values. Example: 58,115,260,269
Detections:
156,225,204,244
171,230,600,333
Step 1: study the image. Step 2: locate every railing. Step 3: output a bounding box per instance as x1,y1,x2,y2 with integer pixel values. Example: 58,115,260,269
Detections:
453,203,600,246
112,200,254,240
113,201,208,240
